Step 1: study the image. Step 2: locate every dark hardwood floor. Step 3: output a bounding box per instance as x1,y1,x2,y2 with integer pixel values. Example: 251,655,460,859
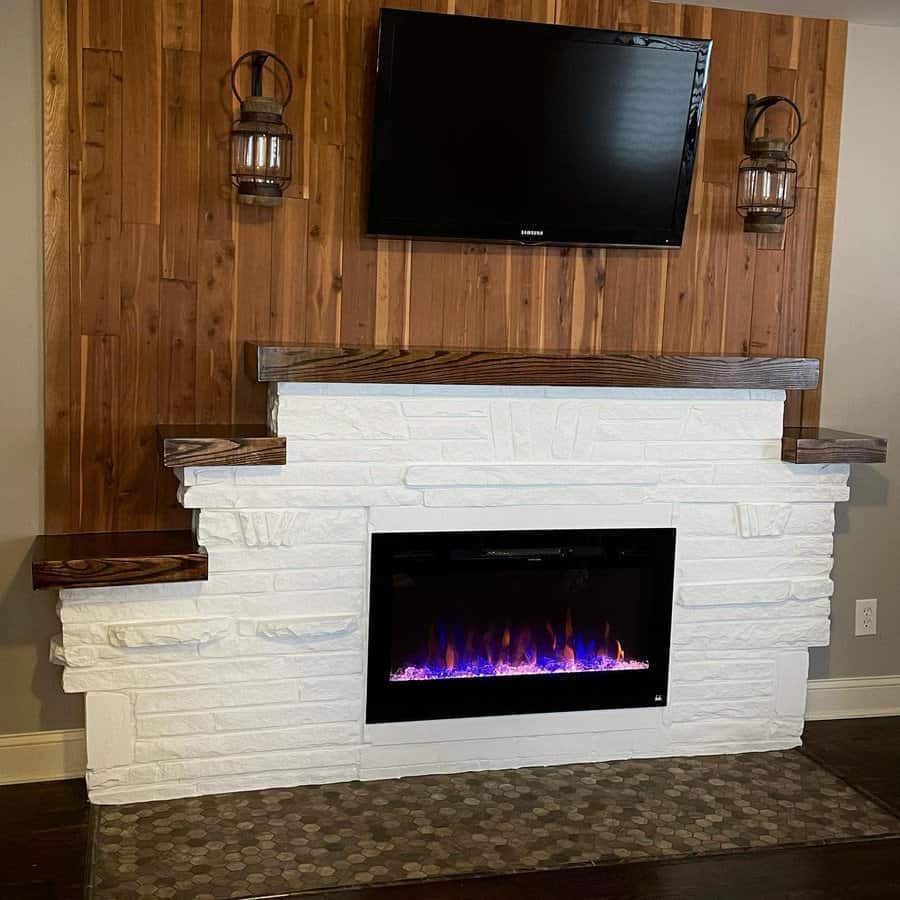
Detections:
302,838,900,900
2,718,897,900
803,716,900,815
0,778,91,899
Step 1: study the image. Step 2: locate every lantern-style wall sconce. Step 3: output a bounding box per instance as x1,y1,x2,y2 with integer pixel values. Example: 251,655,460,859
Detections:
230,50,293,206
737,94,803,234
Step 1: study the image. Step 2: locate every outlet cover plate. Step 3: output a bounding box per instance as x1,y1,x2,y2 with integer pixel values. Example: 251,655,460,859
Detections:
855,598,878,636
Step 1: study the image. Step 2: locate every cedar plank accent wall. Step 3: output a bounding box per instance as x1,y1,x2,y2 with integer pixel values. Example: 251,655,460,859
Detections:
42,0,848,533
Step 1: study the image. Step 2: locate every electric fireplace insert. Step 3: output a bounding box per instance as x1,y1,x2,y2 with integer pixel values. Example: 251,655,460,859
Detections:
366,528,675,723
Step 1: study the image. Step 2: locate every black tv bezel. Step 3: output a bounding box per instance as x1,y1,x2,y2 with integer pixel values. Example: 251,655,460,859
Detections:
366,9,712,250
365,527,675,725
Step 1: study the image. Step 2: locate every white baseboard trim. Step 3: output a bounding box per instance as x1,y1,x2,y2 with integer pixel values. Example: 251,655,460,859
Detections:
806,675,900,721
0,728,86,785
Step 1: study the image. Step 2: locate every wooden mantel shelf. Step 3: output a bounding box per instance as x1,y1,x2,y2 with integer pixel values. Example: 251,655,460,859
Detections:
247,344,820,390
158,425,286,468
782,428,888,464
32,531,208,590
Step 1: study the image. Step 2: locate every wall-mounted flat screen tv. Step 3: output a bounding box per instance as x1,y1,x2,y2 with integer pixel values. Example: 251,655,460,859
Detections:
367,10,712,248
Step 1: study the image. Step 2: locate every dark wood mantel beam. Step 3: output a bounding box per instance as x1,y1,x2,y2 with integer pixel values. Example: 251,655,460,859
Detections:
32,531,208,590
247,344,821,391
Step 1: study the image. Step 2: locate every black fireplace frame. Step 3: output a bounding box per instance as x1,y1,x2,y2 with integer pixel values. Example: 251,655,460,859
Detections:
365,527,675,724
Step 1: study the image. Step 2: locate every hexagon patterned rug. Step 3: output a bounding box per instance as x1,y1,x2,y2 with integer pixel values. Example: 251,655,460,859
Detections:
88,750,900,899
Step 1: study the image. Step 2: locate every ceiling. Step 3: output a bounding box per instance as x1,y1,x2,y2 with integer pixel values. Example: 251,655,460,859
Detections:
687,0,900,27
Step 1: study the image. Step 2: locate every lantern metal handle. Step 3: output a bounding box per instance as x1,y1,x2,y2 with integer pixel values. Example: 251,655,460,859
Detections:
743,94,802,152
231,49,294,108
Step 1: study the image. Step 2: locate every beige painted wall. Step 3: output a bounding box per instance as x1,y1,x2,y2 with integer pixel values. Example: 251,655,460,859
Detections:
809,22,900,679
0,0,83,733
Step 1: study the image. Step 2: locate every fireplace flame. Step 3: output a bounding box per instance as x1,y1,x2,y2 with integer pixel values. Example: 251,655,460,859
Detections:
390,608,649,682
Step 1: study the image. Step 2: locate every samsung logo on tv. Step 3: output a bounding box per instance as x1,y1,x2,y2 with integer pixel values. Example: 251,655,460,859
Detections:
520,228,544,236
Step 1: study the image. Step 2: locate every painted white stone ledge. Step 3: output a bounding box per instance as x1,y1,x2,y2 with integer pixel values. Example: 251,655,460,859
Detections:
53,385,848,803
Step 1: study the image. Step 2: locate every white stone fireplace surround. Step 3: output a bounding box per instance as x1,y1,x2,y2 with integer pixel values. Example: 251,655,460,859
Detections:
54,384,849,804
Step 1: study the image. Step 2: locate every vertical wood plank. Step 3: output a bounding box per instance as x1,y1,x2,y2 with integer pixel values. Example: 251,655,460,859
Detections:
81,49,123,336
43,0,73,532
692,185,730,354
780,189,816,427
600,251,637,352
769,15,800,70
234,205,274,419
115,225,160,529
442,245,488,348
310,0,345,148
339,0,379,346
305,141,345,343
647,3,681,35
122,0,162,225
78,334,119,531
570,249,605,353
199,0,235,241
408,245,463,346
196,239,236,422
662,205,702,352
161,48,201,280
703,8,741,185
238,0,276,56
374,240,411,347
157,277,196,529
67,3,86,531
304,0,346,344
779,188,816,358
616,0,650,32
631,251,668,353
749,249,785,356
722,228,757,355
802,19,847,427
270,196,309,341
795,17,828,190
541,249,576,351
164,0,201,50
275,8,310,201
158,278,198,424
83,0,123,50
505,247,545,350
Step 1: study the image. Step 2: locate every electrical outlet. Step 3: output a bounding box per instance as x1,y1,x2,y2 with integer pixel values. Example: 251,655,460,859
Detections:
855,599,878,636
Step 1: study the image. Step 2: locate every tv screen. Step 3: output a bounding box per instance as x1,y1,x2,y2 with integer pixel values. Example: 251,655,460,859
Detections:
367,10,711,248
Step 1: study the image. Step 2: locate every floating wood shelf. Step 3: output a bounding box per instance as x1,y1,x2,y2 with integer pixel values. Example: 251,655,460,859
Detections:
158,425,286,468
247,344,820,390
782,428,888,464
32,531,208,590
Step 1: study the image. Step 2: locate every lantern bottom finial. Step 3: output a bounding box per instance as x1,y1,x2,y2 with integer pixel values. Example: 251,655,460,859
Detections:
742,212,786,235
237,181,284,207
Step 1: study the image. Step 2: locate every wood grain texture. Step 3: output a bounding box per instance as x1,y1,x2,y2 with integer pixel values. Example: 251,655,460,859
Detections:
161,47,201,280
802,19,848,428
32,530,208,590
43,0,72,533
123,0,162,225
81,49,122,336
782,427,887,465
43,0,847,532
158,425,287,466
249,344,820,390
115,225,161,530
